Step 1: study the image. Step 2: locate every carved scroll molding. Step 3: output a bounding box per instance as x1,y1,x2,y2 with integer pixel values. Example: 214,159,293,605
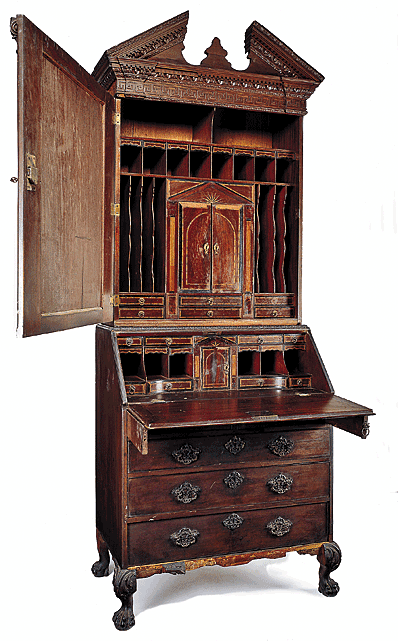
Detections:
267,435,294,457
222,513,244,530
266,516,293,537
170,527,200,548
172,443,201,465
10,17,18,41
171,481,201,504
267,472,293,494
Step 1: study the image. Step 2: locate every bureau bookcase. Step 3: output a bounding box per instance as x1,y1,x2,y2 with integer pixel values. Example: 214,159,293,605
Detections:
12,11,373,631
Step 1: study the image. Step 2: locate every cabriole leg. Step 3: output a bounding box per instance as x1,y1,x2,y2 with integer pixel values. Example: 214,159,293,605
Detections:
91,529,111,577
317,542,341,597
112,561,137,631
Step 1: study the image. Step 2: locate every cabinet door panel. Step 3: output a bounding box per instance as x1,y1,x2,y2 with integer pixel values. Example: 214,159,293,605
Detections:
181,205,211,290
14,15,114,336
212,206,242,292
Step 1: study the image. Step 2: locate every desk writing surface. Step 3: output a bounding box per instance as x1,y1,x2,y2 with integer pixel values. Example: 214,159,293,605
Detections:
127,389,372,430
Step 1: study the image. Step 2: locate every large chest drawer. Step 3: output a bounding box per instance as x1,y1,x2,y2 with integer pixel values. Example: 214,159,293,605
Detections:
127,502,328,566
128,461,330,517
128,425,331,473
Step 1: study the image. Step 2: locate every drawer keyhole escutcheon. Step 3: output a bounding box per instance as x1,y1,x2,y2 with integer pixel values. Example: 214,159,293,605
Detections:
266,516,293,537
222,513,244,530
267,435,295,457
224,435,246,455
172,443,201,465
223,470,244,489
170,527,200,548
267,472,293,494
171,481,201,504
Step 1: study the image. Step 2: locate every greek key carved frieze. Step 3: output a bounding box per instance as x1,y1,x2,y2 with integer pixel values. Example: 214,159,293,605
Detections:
266,516,293,537
171,481,201,504
172,443,201,465
223,470,245,489
224,435,246,455
267,472,293,494
267,435,295,457
222,513,244,530
170,527,200,548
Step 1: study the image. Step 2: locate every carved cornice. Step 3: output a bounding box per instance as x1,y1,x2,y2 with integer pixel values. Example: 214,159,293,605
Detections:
93,13,323,115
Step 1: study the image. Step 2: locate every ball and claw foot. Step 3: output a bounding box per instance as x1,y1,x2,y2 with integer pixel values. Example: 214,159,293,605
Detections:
112,561,137,631
317,542,341,597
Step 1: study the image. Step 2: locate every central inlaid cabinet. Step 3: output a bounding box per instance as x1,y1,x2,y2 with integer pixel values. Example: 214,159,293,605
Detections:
12,11,373,632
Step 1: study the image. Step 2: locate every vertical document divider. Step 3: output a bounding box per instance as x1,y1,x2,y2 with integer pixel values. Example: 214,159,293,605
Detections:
275,186,287,292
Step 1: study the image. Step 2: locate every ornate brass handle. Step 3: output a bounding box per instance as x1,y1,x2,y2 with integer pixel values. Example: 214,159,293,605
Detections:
172,443,201,465
170,527,200,548
171,481,201,504
267,472,293,494
266,516,293,537
213,242,220,255
203,242,210,256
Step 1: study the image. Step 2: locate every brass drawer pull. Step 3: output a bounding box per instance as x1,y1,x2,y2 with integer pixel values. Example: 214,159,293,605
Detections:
207,310,213,317
223,470,244,489
267,472,293,494
213,242,220,255
267,435,294,457
170,527,200,548
222,513,244,530
138,297,145,306
128,385,136,394
165,338,173,346
171,481,201,504
266,516,293,537
165,382,173,390
207,298,214,306
224,435,246,455
138,310,145,318
203,242,210,256
172,443,201,465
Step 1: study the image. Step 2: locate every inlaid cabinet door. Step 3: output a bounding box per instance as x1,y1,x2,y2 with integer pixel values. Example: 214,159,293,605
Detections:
202,346,230,389
181,205,211,290
212,205,241,292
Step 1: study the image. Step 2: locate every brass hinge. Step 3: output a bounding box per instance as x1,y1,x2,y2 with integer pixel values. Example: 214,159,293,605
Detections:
26,153,39,191
111,204,120,217
113,113,121,125
110,295,120,307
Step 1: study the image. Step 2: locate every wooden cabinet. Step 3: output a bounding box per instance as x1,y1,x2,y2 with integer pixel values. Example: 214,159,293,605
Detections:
12,11,374,632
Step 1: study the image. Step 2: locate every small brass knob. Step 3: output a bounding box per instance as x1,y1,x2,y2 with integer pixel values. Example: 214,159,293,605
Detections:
207,310,213,317
296,379,302,386
207,298,214,306
128,385,136,394
272,309,278,317
165,382,173,390
166,338,173,346
138,297,145,306
138,310,145,318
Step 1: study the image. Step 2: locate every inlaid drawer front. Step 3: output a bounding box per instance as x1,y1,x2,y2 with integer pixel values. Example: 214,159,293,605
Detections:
239,376,287,389
288,376,312,388
148,378,193,393
119,307,165,320
119,295,165,307
127,502,328,566
179,295,243,307
254,294,295,307
128,427,331,472
127,462,330,516
118,336,143,347
238,335,283,346
125,380,147,395
284,334,306,347
145,336,193,347
179,308,242,319
255,307,295,319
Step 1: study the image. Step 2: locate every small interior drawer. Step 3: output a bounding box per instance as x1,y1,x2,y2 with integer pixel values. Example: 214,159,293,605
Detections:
179,308,242,319
255,307,295,319
179,295,243,307
119,308,165,320
119,294,165,306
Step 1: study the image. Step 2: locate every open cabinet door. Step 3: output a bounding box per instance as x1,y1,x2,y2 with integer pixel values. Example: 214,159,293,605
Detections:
13,15,115,337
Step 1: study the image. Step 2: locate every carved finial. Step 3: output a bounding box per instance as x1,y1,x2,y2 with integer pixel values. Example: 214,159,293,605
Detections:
200,37,232,70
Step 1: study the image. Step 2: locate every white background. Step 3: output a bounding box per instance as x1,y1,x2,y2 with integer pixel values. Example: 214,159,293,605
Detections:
0,1,397,640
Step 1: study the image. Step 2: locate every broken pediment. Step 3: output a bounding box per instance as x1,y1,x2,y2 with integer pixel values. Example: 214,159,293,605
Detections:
93,11,324,116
